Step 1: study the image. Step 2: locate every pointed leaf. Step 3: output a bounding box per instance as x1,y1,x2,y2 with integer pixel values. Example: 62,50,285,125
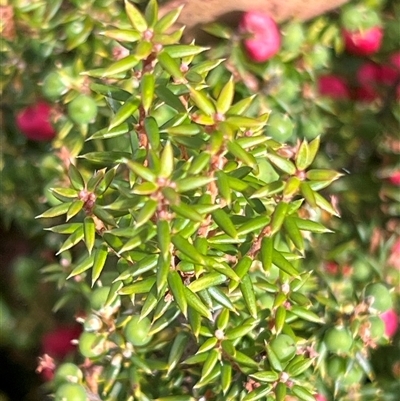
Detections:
67,254,95,279
228,256,252,292
135,198,158,228
300,181,317,208
141,73,155,114
211,209,237,239
188,86,215,116
157,219,171,260
249,371,279,383
216,76,234,114
168,270,187,317
266,152,296,175
68,163,85,191
291,217,332,234
237,216,270,236
167,332,190,375
36,202,73,219
265,342,283,372
260,236,273,272
118,276,156,295
306,169,343,183
227,140,257,172
289,305,324,324
92,244,108,286
295,140,310,171
284,216,304,251
102,29,141,42
176,176,215,193
46,223,82,234
291,385,316,401
158,51,185,80
188,272,226,293
272,250,299,277
164,45,209,58
172,235,204,264
187,306,201,339
240,275,257,318
109,96,140,130
314,192,340,216
200,349,219,380
125,0,147,31
84,217,96,254
103,55,139,77
155,86,186,113
57,226,84,255
208,286,236,311
165,124,202,136
170,202,204,223
184,287,212,320
140,282,159,319
66,200,84,222
154,4,184,33
125,159,157,182
144,0,158,27
220,363,232,394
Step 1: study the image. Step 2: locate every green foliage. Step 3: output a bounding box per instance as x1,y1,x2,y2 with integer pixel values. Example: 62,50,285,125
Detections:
1,0,399,401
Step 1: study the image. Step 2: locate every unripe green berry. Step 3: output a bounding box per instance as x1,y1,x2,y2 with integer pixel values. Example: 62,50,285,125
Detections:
265,113,293,142
78,332,106,359
55,382,86,401
364,283,393,313
324,327,353,354
270,334,296,363
124,316,153,347
326,356,346,379
54,363,83,386
67,95,98,125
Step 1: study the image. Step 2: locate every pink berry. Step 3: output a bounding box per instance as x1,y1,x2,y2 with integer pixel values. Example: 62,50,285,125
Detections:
342,26,383,56
40,368,55,382
380,309,399,338
391,238,400,254
324,261,339,275
389,171,400,186
388,238,400,270
239,11,281,63
390,52,400,70
354,62,381,102
356,62,380,86
16,101,56,141
41,325,82,359
315,394,328,401
354,86,379,103
377,65,399,86
318,74,350,100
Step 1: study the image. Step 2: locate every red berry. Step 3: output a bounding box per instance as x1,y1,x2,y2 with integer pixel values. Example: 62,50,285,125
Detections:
354,86,379,102
239,11,281,63
388,171,400,186
318,75,350,100
324,261,339,275
390,51,400,70
342,26,383,56
356,62,380,86
315,395,328,401
378,65,399,86
380,309,399,337
41,325,82,359
16,101,56,141
354,62,380,102
40,368,55,382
